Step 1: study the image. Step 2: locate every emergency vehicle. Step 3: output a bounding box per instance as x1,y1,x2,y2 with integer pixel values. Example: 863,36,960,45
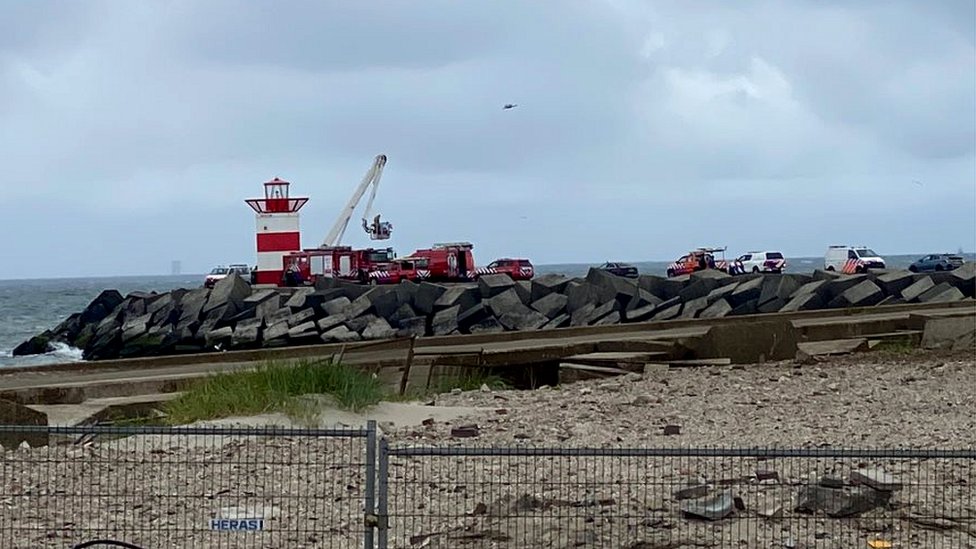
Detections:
824,246,886,274
666,248,734,278
366,257,432,284
472,258,535,280
281,246,396,286
409,242,477,282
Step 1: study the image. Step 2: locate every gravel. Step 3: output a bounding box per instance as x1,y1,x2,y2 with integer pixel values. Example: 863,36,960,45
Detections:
0,350,972,548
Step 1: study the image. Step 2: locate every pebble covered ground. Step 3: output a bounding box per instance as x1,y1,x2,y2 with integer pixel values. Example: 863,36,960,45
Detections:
0,350,972,548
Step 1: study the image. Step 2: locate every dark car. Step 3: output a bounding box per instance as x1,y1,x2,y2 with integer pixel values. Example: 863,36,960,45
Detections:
598,261,639,278
909,254,965,273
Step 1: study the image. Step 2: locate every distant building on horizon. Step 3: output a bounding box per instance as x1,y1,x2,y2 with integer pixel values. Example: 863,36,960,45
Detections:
170,260,182,275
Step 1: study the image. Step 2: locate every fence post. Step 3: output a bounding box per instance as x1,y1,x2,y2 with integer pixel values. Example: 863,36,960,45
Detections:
398,335,417,396
364,420,377,549
377,437,390,549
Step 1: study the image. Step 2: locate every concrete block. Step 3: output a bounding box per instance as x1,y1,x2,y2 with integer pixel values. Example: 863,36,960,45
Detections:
204,326,234,348
397,316,427,338
322,297,352,317
478,273,516,298
758,276,800,307
322,325,361,343
176,288,210,329
79,289,125,326
566,283,604,313
626,288,662,311
542,313,570,329
918,282,965,303
470,317,505,334
780,292,823,312
586,268,638,303
231,317,263,349
485,288,523,316
281,288,313,310
728,277,763,307
690,269,733,284
698,298,732,318
680,491,734,521
286,308,317,328
693,320,798,364
639,274,687,300
316,314,346,333
828,280,884,308
876,271,915,297
530,273,571,301
921,317,976,351
262,320,290,342
431,305,460,336
204,273,251,315
790,280,828,299
757,297,788,313
679,297,709,319
900,277,935,303
795,485,890,518
498,306,549,331
514,280,532,304
361,317,396,340
678,279,722,303
286,321,317,338
950,262,976,297
433,285,479,313
823,274,868,301
414,283,448,315
389,303,419,326
651,301,683,321
344,314,377,334
343,294,374,319
812,269,842,281
457,303,491,331
592,311,621,325
705,282,739,304
531,293,568,319
369,287,403,318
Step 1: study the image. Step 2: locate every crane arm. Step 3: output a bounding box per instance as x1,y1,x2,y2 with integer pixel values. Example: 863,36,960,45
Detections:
320,154,387,247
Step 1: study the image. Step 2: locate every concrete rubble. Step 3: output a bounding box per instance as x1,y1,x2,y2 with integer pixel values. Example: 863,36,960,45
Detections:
13,266,976,361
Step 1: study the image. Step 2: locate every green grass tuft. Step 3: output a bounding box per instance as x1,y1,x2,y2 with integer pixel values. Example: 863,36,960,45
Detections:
164,359,385,425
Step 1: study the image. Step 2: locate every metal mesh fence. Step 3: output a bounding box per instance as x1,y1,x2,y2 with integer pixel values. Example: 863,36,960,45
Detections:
0,424,375,549
380,445,976,549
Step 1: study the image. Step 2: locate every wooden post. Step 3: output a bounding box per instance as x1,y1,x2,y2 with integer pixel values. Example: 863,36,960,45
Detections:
398,336,417,396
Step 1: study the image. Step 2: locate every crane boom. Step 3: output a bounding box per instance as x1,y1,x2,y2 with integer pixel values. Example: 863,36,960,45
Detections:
321,154,388,247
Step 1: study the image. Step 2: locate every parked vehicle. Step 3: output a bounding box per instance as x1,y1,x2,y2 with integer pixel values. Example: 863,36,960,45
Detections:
473,258,535,281
597,261,639,278
824,246,886,274
281,246,396,286
367,257,431,284
909,253,965,273
735,251,787,274
666,248,730,278
204,264,251,288
410,242,477,282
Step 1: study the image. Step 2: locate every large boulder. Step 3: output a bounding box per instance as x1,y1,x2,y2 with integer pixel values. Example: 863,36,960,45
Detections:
758,276,801,308
322,297,352,316
361,317,397,340
565,283,606,313
698,298,733,319
431,305,461,336
678,297,709,319
203,273,251,315
175,288,210,331
950,262,976,298
369,286,403,318
823,275,868,302
920,317,975,351
12,332,55,356
397,316,427,338
231,317,263,349
244,289,282,322
531,292,569,319
780,292,824,312
876,271,915,297
470,317,506,333
498,305,549,331
827,280,885,309
433,285,479,313
542,313,571,330
513,281,533,304
282,287,314,309
901,277,935,303
79,289,125,326
478,274,516,298
585,268,638,305
728,277,763,308
322,325,361,343
458,303,492,331
790,280,828,300
638,275,686,300
414,283,448,315
530,274,571,302
917,283,965,303
485,289,523,317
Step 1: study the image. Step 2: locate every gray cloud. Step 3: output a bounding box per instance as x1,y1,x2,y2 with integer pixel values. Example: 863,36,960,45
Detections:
0,0,973,279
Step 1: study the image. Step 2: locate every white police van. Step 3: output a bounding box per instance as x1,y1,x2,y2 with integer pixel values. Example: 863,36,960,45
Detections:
824,246,886,274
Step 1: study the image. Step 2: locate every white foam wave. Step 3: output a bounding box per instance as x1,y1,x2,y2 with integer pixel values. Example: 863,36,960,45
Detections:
0,342,84,368
46,341,84,362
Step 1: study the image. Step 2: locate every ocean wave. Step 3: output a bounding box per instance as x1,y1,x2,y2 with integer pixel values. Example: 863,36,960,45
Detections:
0,342,84,368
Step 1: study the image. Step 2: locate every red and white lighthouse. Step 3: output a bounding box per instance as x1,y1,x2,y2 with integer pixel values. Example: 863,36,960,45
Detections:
245,178,309,285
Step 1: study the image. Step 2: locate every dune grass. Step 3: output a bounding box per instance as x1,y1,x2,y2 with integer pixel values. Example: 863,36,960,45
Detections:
164,359,386,425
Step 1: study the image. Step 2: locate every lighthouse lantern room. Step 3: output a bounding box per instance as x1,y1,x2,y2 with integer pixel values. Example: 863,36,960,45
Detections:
245,177,309,285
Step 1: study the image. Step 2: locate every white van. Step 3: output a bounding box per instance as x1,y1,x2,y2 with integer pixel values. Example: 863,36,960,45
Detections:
824,246,886,274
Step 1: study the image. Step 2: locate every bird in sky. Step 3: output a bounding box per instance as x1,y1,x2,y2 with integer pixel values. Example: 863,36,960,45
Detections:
503,103,518,110
912,179,923,186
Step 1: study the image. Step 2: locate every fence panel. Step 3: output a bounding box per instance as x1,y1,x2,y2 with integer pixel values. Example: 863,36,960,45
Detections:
0,424,375,549
381,446,976,549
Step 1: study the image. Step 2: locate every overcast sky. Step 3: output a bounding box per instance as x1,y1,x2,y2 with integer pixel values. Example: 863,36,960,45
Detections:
1,1,974,279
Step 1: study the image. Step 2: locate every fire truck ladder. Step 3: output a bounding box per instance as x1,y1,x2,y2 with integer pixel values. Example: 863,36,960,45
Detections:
321,154,392,247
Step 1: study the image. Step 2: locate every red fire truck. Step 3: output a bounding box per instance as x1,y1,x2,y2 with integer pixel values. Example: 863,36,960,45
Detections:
281,246,396,286
408,242,477,282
